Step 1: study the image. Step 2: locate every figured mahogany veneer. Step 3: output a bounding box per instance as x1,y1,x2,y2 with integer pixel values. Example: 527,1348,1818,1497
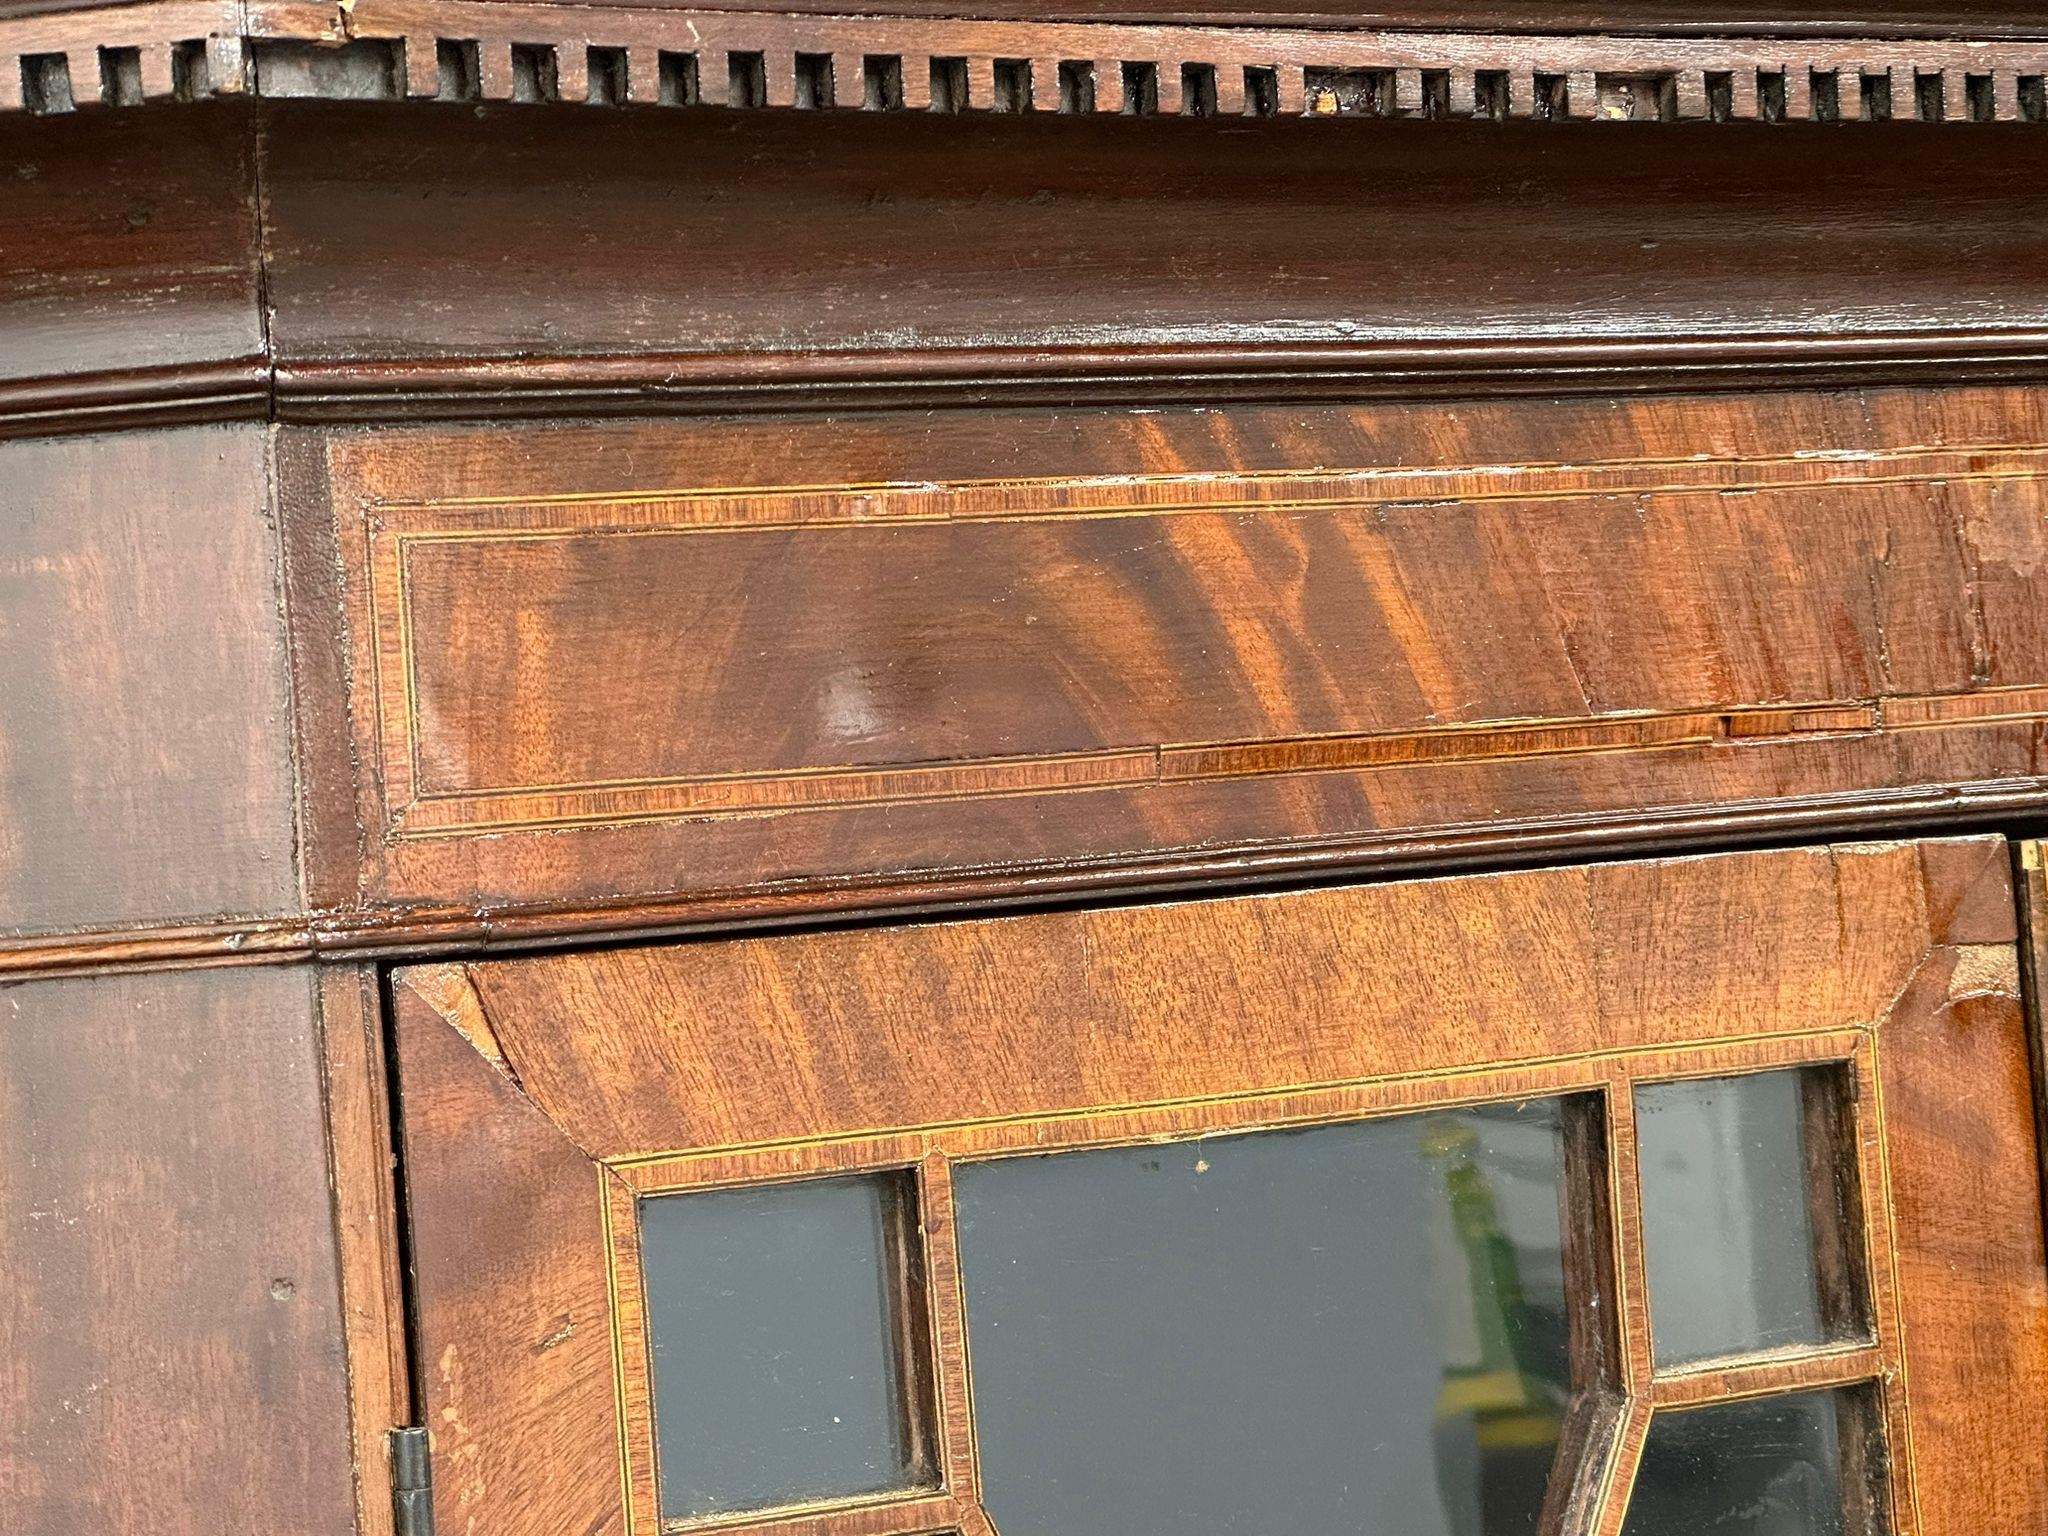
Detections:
297,386,2048,929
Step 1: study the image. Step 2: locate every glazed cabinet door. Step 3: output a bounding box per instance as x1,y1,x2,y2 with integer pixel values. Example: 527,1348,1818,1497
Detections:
389,837,2048,1536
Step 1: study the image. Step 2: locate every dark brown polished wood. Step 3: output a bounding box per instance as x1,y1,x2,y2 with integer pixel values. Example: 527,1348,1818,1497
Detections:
0,102,265,435
0,966,359,1535
11,95,2048,966
19,103,2048,436
8,10,2048,1536
260,109,2048,416
0,425,299,940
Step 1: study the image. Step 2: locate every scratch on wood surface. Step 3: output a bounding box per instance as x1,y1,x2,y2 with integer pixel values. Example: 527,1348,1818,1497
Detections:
1947,943,2020,1003
530,1313,576,1356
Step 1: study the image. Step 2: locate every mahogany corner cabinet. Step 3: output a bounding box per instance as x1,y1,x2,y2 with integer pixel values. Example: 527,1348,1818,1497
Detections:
7,6,2048,1536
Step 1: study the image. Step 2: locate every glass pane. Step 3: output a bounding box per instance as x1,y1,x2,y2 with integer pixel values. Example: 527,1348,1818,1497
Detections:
1620,1387,1883,1536
954,1098,1584,1536
1635,1067,1864,1367
640,1171,932,1520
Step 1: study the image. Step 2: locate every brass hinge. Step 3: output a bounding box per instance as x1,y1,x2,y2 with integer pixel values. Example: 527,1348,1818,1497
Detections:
390,1426,435,1536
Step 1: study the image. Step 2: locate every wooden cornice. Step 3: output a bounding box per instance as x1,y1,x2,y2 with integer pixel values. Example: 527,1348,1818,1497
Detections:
9,94,2048,436
5,0,2048,119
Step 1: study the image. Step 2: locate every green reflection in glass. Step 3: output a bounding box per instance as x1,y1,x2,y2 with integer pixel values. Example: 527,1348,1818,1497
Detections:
1635,1067,1863,1367
954,1097,1584,1536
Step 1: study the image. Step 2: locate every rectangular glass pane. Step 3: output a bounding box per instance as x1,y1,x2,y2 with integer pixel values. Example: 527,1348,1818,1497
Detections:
954,1097,1587,1536
1635,1066,1867,1367
1620,1387,1886,1536
640,1171,933,1520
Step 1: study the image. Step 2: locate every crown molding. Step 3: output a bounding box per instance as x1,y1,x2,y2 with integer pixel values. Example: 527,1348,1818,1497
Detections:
13,95,2048,437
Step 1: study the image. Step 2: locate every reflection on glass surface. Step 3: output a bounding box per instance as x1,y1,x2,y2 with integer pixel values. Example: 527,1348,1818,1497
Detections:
1620,1388,1878,1536
953,1098,1582,1536
1635,1067,1858,1367
640,1171,930,1520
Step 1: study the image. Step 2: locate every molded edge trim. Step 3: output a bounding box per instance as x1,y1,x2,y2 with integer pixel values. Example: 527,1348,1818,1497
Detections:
266,330,2048,422
4,775,2045,977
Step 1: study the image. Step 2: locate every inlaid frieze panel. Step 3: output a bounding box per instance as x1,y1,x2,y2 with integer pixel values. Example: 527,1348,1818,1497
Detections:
311,388,2048,923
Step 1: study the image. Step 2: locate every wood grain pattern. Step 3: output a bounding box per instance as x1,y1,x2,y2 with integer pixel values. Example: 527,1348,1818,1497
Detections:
1643,1342,1886,1408
0,98,263,436
1604,1082,1654,1399
276,425,374,919
0,965,357,1536
914,1155,982,1518
1588,1403,1652,1536
365,448,2048,832
19,99,2048,438
394,837,2048,1536
394,973,626,1536
260,102,2048,419
0,424,300,938
450,846,1927,1162
316,965,411,1536
1842,842,2048,1535
8,22,2048,1536
309,385,2048,922
600,1032,1866,1194
2015,839,2048,1234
